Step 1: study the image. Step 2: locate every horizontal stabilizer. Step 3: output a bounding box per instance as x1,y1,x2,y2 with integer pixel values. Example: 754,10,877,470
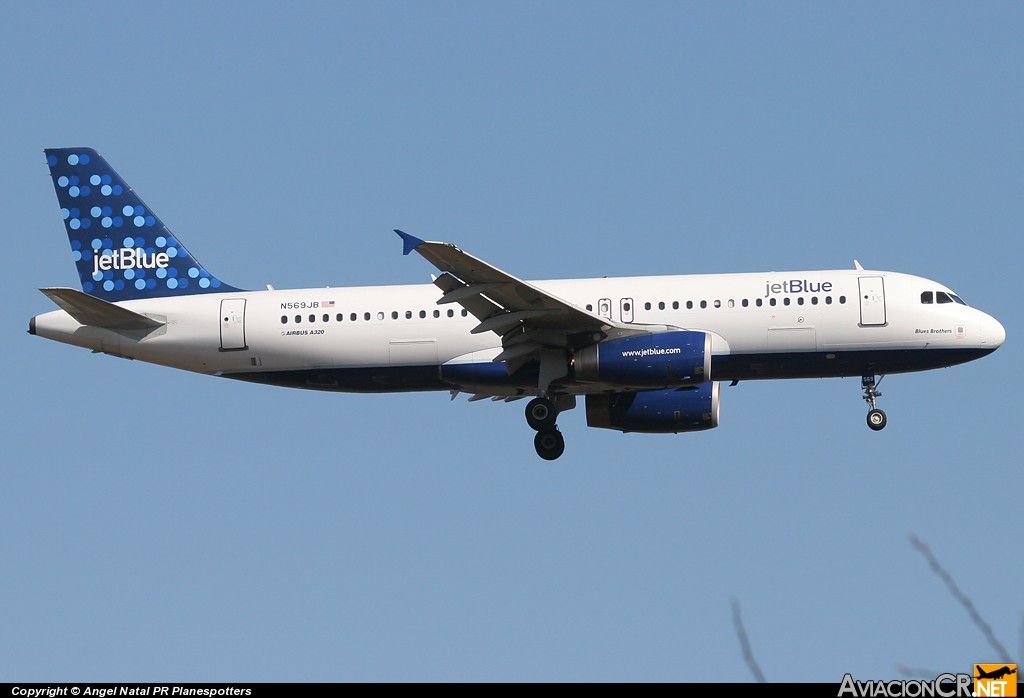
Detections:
39,287,165,330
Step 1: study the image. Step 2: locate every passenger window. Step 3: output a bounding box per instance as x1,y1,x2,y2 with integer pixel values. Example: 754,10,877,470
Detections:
783,298,790,306
350,313,357,321
363,312,370,321
658,301,665,310
447,309,454,317
839,296,846,304
406,310,413,319
672,301,679,310
769,298,777,307
811,297,818,305
586,304,593,311
921,291,933,304
377,312,384,320
336,313,343,322
825,296,832,305
323,314,329,322
281,315,288,324
623,302,632,312
756,298,763,307
309,314,315,322
391,311,398,319
797,297,804,306
700,300,707,309
741,299,749,307
461,309,468,316
686,301,693,310
295,314,301,323
728,299,735,308
644,302,652,310
714,300,721,308
419,310,426,319
433,310,440,318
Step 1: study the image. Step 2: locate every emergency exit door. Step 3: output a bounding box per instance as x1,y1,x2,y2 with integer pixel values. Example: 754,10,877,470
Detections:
620,298,634,323
220,298,248,351
858,277,886,326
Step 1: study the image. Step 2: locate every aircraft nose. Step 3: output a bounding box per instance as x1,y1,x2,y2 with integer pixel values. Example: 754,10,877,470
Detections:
981,312,1005,349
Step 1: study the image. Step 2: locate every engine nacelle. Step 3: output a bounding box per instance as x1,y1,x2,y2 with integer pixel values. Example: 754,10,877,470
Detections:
574,331,711,388
585,383,721,433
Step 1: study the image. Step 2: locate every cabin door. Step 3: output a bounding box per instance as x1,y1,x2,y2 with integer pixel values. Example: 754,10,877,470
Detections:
858,277,887,326
220,298,248,351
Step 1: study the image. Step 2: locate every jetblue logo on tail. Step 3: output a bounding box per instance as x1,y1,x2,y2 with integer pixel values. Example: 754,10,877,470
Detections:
93,248,170,274
45,148,241,301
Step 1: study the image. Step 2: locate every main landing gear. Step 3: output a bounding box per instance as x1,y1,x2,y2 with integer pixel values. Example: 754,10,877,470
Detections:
526,397,565,460
862,375,887,431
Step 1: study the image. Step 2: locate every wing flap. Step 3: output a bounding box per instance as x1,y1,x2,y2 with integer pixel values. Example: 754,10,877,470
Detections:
471,309,559,335
438,282,509,305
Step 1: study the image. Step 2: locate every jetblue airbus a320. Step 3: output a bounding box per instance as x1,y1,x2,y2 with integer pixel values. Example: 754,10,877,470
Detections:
30,148,1005,459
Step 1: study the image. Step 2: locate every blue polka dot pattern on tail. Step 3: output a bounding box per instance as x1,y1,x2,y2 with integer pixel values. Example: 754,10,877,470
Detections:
44,148,242,301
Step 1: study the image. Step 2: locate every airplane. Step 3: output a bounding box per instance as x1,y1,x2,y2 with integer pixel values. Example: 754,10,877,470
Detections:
29,148,1006,460
976,666,1017,681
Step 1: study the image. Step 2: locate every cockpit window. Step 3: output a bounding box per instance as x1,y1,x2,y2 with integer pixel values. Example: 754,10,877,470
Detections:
926,289,968,306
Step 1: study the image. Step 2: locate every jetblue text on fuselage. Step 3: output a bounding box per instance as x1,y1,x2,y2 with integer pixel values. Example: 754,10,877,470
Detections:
92,248,170,275
764,279,833,297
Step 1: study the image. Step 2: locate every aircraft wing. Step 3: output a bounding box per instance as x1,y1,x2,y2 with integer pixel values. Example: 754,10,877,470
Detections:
396,230,639,372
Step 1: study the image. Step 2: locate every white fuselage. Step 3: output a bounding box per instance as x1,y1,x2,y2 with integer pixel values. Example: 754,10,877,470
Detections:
31,268,1005,395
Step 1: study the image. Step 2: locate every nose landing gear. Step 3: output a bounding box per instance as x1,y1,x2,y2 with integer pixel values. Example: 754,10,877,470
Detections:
526,397,565,460
862,375,887,431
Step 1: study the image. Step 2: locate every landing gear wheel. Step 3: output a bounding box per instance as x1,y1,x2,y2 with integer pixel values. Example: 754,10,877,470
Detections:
525,397,557,431
534,429,565,461
867,409,887,431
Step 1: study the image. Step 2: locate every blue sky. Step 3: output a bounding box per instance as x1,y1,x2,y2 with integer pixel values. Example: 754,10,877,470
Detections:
2,1,1020,681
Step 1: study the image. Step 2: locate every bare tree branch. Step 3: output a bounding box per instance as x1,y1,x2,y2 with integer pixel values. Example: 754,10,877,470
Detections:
909,533,1011,662
731,598,766,683
896,664,940,679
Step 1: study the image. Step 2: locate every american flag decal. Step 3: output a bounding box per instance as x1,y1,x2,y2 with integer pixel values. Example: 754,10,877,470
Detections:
322,300,335,308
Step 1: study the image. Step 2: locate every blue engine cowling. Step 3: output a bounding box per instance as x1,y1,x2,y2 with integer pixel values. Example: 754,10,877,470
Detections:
574,331,711,388
585,383,721,433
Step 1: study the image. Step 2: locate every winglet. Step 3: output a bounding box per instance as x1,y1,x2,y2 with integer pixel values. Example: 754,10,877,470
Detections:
394,229,425,256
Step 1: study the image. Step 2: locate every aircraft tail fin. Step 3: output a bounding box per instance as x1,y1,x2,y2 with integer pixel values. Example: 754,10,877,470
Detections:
44,148,242,301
